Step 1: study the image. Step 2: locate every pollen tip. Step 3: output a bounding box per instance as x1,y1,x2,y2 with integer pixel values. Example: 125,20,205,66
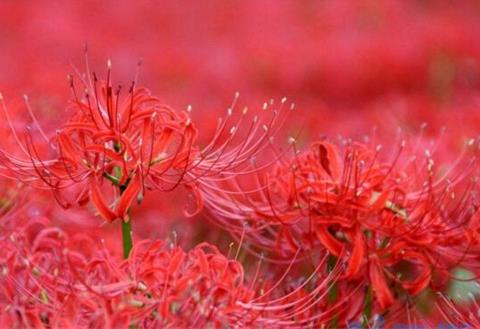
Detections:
288,137,296,145
107,59,112,69
227,108,233,116
281,97,287,104
242,106,248,115
262,102,268,110
187,105,192,113
23,94,29,102
290,103,295,110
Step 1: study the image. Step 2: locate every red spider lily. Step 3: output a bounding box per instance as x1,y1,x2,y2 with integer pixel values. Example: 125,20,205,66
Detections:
202,136,480,316
0,214,256,327
0,59,292,225
0,212,361,328
0,60,197,223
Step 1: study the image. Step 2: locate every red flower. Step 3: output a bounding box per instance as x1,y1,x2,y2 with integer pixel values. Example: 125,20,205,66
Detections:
0,61,196,223
0,60,290,224
203,137,480,313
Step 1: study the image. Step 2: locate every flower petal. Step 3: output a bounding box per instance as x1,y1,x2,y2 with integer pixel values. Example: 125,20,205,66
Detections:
89,179,117,222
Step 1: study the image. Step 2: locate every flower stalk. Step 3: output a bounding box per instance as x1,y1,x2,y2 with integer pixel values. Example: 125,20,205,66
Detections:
121,215,132,259
118,164,133,258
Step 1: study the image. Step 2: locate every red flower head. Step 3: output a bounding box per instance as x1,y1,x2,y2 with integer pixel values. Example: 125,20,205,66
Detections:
203,135,480,317
0,61,195,224
0,58,291,226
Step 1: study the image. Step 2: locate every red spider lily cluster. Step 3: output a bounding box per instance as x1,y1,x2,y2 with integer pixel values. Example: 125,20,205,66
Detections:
1,1,480,328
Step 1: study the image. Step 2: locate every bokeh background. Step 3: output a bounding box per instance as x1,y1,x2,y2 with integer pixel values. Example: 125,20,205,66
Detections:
1,0,480,246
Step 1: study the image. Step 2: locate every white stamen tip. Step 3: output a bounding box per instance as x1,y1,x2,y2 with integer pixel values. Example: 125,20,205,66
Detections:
107,59,112,69
281,97,287,104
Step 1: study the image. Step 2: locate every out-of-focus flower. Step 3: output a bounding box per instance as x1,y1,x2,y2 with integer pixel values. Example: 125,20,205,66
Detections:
0,214,254,327
0,213,358,328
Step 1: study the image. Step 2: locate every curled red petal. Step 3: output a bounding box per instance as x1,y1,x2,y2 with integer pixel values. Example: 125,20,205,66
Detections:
369,255,394,310
116,173,142,220
89,179,117,222
345,229,364,278
315,225,343,256
400,252,432,296
314,141,341,179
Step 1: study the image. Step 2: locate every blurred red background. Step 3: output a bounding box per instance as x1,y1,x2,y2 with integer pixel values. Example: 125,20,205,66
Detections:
1,0,480,243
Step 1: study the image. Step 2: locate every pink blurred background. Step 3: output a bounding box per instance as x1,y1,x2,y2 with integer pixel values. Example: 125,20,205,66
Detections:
1,1,480,134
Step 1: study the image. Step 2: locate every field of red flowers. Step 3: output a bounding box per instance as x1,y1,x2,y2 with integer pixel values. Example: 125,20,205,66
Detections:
1,1,480,328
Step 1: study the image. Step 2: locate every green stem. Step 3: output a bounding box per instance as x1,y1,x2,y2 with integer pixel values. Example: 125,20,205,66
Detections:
363,286,372,328
121,218,133,259
119,180,132,259
109,146,134,259
327,254,338,328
